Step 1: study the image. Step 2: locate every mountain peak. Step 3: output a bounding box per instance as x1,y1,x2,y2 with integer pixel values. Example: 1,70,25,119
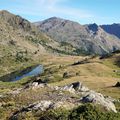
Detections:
0,10,14,18
47,17,60,20
43,17,66,23
0,10,33,31
88,23,99,33
0,10,10,14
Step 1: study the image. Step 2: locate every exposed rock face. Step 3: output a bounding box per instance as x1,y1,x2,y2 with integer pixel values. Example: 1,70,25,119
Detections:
101,24,120,39
28,101,52,111
35,17,120,55
0,10,32,32
80,90,117,113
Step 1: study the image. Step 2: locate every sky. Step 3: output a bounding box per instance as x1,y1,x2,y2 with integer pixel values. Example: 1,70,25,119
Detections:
0,0,120,25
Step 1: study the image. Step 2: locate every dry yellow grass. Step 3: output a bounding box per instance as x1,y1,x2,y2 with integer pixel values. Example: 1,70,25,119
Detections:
40,54,120,99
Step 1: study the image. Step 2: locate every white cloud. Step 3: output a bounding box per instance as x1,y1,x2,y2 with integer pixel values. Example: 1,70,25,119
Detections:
7,0,94,23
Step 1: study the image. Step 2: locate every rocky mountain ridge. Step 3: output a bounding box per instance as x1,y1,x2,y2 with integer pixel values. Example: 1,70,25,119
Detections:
101,23,120,39
35,17,120,55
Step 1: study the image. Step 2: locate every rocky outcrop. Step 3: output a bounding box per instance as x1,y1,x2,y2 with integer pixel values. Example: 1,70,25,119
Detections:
27,101,53,111
29,82,47,89
59,82,89,93
11,100,76,119
9,81,117,114
56,82,117,113
80,90,117,113
25,100,75,111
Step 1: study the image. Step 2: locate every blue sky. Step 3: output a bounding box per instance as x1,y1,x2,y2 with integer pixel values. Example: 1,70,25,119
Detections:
0,0,119,24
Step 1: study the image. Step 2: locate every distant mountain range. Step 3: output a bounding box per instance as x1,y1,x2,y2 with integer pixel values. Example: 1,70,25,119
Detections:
0,10,120,56
34,17,120,55
101,24,120,39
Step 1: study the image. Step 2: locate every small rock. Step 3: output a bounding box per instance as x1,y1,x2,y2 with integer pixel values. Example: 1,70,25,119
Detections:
26,82,47,89
60,85,75,93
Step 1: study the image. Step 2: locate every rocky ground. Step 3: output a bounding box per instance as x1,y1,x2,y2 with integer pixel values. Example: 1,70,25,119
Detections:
0,80,119,119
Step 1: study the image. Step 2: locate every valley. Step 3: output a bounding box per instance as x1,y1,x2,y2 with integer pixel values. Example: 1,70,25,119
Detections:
0,10,120,120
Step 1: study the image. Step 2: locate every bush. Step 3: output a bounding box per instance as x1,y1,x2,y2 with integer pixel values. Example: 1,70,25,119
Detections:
69,104,120,120
36,109,70,120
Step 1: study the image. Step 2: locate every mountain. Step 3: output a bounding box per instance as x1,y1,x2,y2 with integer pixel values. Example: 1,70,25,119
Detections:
34,17,120,55
0,10,61,52
1,11,120,120
101,23,120,39
0,10,64,76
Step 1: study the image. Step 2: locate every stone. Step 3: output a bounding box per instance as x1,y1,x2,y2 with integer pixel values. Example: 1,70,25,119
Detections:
72,82,81,90
80,90,117,113
27,82,47,89
80,86,89,92
60,82,89,93
60,84,75,93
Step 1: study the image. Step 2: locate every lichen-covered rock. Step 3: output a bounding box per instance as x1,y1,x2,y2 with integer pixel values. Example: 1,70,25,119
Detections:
31,101,52,111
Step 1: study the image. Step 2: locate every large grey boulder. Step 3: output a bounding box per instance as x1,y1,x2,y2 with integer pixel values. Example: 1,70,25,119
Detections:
80,90,117,113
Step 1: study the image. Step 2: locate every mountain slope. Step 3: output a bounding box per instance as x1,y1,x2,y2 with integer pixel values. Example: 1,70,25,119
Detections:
35,17,120,55
0,11,64,76
101,23,120,39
